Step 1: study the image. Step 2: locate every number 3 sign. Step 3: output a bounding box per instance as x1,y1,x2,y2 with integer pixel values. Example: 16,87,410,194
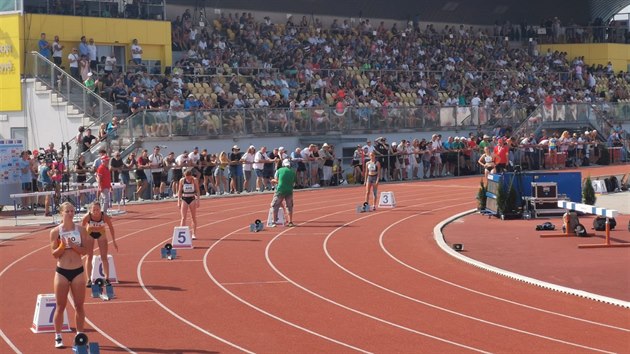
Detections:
171,226,193,249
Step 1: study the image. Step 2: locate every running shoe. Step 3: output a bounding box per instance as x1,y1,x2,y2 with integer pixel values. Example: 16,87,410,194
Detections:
54,337,64,349
86,280,92,288
287,222,295,227
268,222,276,228
104,279,111,286
192,234,197,240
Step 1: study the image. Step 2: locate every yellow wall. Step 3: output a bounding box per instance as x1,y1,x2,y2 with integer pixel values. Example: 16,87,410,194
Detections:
540,44,630,72
0,13,23,111
21,14,171,71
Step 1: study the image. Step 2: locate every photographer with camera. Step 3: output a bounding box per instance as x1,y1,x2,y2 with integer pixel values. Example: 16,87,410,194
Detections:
37,158,54,216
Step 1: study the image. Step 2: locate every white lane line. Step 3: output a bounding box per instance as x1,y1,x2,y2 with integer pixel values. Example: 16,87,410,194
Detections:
265,196,491,353
202,201,375,353
321,202,619,353
0,208,188,353
85,299,155,305
138,241,255,353
222,280,289,285
429,210,630,319
0,329,21,354
143,259,203,263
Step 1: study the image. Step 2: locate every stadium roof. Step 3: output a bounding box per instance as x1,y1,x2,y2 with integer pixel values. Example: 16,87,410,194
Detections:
184,0,629,26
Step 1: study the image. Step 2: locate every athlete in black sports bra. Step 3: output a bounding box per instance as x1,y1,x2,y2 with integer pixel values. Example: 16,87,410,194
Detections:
50,202,88,349
81,201,118,288
178,168,200,239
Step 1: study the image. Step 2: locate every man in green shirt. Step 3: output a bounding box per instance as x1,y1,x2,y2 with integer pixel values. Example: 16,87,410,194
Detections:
270,159,296,227
84,72,97,115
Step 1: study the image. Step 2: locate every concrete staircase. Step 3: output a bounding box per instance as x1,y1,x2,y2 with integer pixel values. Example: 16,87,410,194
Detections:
33,80,92,128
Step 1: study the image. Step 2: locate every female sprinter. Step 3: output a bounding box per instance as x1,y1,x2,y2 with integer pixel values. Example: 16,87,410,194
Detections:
50,202,88,348
478,146,497,179
364,151,381,210
178,168,200,239
82,201,118,288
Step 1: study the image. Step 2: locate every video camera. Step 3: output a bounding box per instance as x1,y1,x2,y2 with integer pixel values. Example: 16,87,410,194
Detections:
37,148,57,163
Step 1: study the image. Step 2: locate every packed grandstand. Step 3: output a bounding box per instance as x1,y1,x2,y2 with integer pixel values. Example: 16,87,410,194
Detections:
12,3,630,203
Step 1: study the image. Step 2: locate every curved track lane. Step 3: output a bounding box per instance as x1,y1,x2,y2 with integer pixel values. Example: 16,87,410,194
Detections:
1,165,629,353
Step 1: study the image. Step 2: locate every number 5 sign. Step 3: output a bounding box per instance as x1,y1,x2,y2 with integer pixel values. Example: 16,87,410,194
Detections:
171,226,193,249
31,294,71,333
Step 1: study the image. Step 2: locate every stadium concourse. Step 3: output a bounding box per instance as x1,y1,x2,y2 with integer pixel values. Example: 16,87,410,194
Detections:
0,164,628,352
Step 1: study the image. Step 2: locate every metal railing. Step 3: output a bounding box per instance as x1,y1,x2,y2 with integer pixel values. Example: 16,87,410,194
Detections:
513,102,630,139
28,51,114,126
112,105,504,140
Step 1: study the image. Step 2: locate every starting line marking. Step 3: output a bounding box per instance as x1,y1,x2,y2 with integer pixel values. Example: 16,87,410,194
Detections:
143,259,204,263
221,280,289,286
85,299,155,305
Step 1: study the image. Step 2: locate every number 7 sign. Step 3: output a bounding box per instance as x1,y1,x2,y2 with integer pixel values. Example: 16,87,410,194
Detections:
31,294,71,333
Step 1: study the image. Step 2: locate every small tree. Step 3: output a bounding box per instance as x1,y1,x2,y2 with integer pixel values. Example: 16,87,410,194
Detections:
477,180,487,211
583,176,596,205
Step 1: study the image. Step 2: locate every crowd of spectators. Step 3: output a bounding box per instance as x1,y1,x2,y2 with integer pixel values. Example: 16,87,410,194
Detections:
62,123,625,204
40,11,630,135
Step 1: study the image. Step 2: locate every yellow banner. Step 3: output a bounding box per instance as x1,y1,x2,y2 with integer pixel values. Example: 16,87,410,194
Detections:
0,13,22,111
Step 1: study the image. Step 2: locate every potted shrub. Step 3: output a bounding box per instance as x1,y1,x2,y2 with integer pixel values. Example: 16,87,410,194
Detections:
477,180,487,211
583,176,596,205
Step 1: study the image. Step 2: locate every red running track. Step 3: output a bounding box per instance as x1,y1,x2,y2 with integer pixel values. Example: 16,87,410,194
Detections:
1,165,629,353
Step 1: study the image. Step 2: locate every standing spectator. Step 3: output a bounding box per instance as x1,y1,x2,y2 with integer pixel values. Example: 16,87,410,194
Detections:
253,146,269,192
319,143,334,186
148,146,164,200
240,145,256,192
81,128,96,153
269,159,296,227
213,151,229,194
78,36,89,58
104,52,117,75
19,151,33,209
122,152,137,201
228,145,243,193
131,38,143,65
109,151,124,200
87,38,97,70
172,150,189,196
135,149,150,200
38,159,54,216
38,33,51,58
67,48,80,81
493,138,510,173
95,155,112,213
79,55,90,82
84,72,97,115
52,35,64,66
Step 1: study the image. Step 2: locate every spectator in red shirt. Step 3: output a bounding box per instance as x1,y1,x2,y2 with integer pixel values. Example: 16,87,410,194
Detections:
96,156,112,213
493,138,510,173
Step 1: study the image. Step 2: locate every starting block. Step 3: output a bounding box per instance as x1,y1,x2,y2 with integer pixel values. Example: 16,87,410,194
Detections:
31,294,71,333
356,202,372,213
172,226,193,249
378,191,396,208
90,255,118,283
91,278,115,301
267,207,285,227
73,333,100,354
250,219,264,232
160,243,178,260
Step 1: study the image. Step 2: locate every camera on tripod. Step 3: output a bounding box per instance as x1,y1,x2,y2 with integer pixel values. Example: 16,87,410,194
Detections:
37,148,57,163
